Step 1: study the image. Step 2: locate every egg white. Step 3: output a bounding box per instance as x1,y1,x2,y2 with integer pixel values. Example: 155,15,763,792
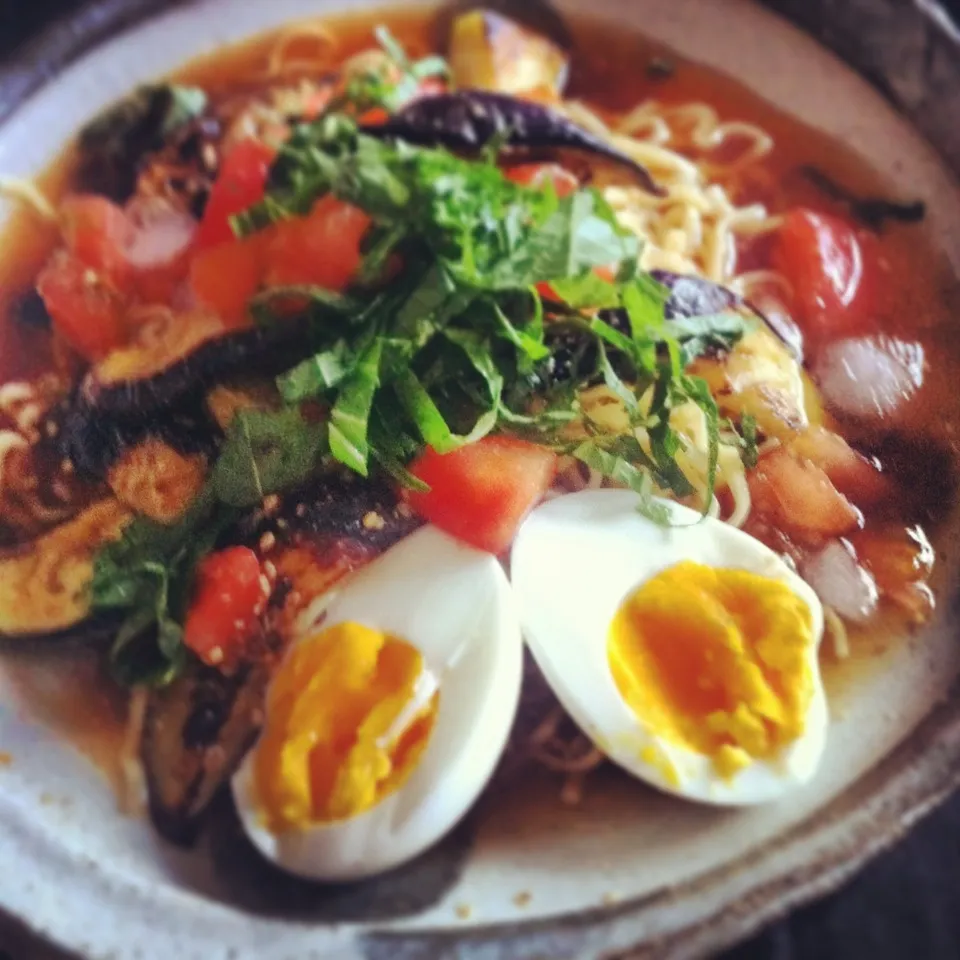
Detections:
510,489,828,805
232,525,523,880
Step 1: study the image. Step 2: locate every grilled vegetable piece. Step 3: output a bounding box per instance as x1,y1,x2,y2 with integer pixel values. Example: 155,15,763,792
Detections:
361,90,664,195
81,316,328,418
437,0,573,53
61,401,219,482
142,471,421,845
448,9,569,97
540,270,756,386
60,316,331,480
238,470,424,559
106,438,208,523
77,84,210,202
619,270,799,359
653,269,741,320
142,658,273,845
0,500,131,640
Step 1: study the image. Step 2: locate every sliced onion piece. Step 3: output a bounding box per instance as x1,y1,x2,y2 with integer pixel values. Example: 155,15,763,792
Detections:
125,199,197,272
801,538,878,623
813,335,924,421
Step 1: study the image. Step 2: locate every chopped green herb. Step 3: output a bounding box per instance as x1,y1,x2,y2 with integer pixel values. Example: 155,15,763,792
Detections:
90,55,763,687
212,407,328,507
91,489,239,687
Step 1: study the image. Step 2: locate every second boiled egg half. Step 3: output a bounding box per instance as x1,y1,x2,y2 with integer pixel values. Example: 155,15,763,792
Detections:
511,489,827,805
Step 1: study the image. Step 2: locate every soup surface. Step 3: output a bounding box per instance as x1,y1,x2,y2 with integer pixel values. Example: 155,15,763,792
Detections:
0,3,957,886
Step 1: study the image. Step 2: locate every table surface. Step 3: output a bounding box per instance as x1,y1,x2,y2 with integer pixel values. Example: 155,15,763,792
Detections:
0,1,959,958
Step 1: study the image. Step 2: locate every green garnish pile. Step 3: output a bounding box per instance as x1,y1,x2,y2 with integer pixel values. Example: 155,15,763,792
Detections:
91,32,756,685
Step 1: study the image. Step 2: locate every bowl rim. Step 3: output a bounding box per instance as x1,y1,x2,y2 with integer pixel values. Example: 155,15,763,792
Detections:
0,2,959,958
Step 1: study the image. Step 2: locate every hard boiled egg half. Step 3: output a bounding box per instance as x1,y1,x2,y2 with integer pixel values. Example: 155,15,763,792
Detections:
511,489,827,805
232,526,523,880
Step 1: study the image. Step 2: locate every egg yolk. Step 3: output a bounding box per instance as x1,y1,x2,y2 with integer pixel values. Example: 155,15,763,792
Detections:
253,622,439,832
607,560,815,781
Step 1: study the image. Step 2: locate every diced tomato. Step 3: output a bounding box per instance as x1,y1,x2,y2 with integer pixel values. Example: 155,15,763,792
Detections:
183,546,269,668
263,194,371,292
787,426,891,507
403,435,557,554
358,107,390,126
36,251,127,361
776,208,874,345
196,139,276,250
747,446,862,545
61,195,134,290
190,236,266,328
506,163,579,197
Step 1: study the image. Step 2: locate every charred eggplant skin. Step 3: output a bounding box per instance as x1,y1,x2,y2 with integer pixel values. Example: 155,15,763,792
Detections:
76,84,213,202
540,270,751,385
80,316,327,419
142,658,272,846
60,402,219,482
362,90,664,196
142,471,421,846
61,316,330,480
651,269,742,320
235,470,423,552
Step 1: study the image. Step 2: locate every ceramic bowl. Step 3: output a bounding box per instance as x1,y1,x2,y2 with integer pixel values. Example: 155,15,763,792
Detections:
0,2,958,958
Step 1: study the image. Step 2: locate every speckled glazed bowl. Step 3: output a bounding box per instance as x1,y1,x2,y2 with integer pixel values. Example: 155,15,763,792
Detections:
0,2,958,958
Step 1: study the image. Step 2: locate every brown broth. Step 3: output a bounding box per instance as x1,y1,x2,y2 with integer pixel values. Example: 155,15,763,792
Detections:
0,6,958,785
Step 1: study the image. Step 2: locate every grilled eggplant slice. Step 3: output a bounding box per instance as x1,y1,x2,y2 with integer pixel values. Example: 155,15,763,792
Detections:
77,84,210,202
538,270,755,386
142,658,273,845
61,315,332,480
362,90,664,195
653,268,742,320
448,10,569,97
0,500,132,643
437,0,573,53
142,471,421,845
80,315,329,419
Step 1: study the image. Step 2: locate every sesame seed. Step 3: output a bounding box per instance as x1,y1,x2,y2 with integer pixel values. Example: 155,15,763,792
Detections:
258,574,271,596
45,420,58,438
0,752,12,767
602,891,621,906
276,518,289,530
513,891,532,908
263,560,277,581
208,647,225,665
262,494,281,514
259,532,277,553
397,502,414,519
363,511,385,531
295,503,307,518
455,904,473,920
61,459,75,475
